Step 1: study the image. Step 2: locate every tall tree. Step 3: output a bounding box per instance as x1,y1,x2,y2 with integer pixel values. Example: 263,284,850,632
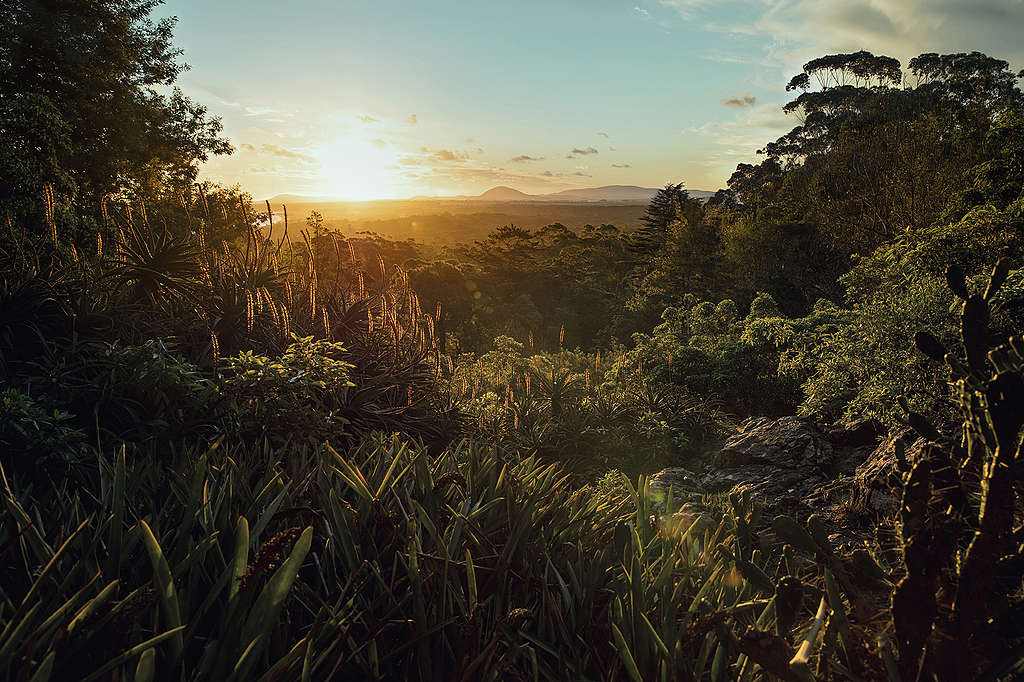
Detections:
632,183,693,255
0,0,231,215
729,51,1023,257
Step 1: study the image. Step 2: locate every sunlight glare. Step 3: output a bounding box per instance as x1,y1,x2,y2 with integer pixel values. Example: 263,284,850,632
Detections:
318,137,399,200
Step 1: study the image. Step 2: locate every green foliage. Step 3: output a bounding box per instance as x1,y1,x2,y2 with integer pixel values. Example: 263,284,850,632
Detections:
92,340,215,434
794,196,1024,425
449,335,731,478
627,295,799,417
3,429,863,682
220,335,355,444
0,387,88,470
773,263,1024,681
0,0,231,213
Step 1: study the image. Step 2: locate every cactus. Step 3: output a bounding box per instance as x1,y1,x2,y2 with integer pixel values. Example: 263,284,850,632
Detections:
887,260,1022,679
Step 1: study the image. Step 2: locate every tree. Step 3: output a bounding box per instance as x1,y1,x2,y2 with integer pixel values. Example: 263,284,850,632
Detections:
632,183,696,255
728,51,1023,258
0,0,231,216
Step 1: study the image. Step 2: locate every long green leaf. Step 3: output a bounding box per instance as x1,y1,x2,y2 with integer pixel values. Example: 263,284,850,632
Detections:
81,626,186,682
138,520,183,660
238,526,313,671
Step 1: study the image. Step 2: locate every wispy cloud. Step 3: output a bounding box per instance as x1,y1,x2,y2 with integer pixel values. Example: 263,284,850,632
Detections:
539,169,592,178
400,147,472,165
567,146,599,157
700,53,753,64
658,0,714,20
597,131,609,138
682,101,796,181
260,144,318,164
358,114,380,123
634,6,649,16
407,114,418,125
611,163,632,168
509,154,545,162
674,0,1024,76
721,94,756,108
430,149,468,162
245,106,280,117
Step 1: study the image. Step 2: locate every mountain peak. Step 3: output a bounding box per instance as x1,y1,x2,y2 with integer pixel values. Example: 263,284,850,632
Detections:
477,186,534,200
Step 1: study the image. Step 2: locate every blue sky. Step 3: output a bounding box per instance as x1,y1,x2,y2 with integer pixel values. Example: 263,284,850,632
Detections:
157,0,1024,199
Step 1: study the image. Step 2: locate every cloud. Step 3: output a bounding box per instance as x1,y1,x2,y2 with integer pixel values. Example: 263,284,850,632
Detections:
239,143,256,152
597,131,609,138
369,138,388,148
244,106,280,117
700,53,754,64
538,169,591,178
407,114,418,125
431,149,469,162
568,146,599,157
658,0,714,19
611,163,632,168
260,144,318,164
634,6,649,16
678,0,1024,76
509,155,545,162
401,147,471,165
358,114,380,123
681,101,798,183
722,94,757,108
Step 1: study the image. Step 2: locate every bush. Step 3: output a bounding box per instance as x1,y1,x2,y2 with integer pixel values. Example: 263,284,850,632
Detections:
0,387,88,472
220,334,355,445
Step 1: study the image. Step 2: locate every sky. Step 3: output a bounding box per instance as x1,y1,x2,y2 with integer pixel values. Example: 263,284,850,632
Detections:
156,0,1024,200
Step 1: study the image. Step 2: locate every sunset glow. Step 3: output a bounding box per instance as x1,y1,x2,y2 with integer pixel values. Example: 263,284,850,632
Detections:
317,137,401,201
157,0,1024,200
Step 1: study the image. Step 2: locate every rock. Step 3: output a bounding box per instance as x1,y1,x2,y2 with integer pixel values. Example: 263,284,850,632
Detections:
826,419,883,448
670,502,719,536
851,428,930,516
702,417,836,506
648,466,703,506
710,416,835,473
647,416,932,554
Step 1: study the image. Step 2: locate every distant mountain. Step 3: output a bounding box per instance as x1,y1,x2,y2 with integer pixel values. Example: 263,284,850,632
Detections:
476,186,535,201
469,185,717,203
268,185,718,204
547,185,661,202
264,193,354,204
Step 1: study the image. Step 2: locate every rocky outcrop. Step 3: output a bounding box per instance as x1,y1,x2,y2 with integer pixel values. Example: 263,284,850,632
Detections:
700,417,837,517
649,416,917,547
648,466,703,501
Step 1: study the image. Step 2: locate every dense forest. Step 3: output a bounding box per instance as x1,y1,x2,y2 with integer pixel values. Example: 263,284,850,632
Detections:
1,2,1023,681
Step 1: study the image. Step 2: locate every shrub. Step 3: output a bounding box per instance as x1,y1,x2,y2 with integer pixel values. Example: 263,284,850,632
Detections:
0,387,88,472
220,334,355,444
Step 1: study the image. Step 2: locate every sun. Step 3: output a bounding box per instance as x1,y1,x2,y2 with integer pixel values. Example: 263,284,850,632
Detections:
317,137,400,200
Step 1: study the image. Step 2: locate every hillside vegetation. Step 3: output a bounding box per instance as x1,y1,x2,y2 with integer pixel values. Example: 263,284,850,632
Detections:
2,3,1023,680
